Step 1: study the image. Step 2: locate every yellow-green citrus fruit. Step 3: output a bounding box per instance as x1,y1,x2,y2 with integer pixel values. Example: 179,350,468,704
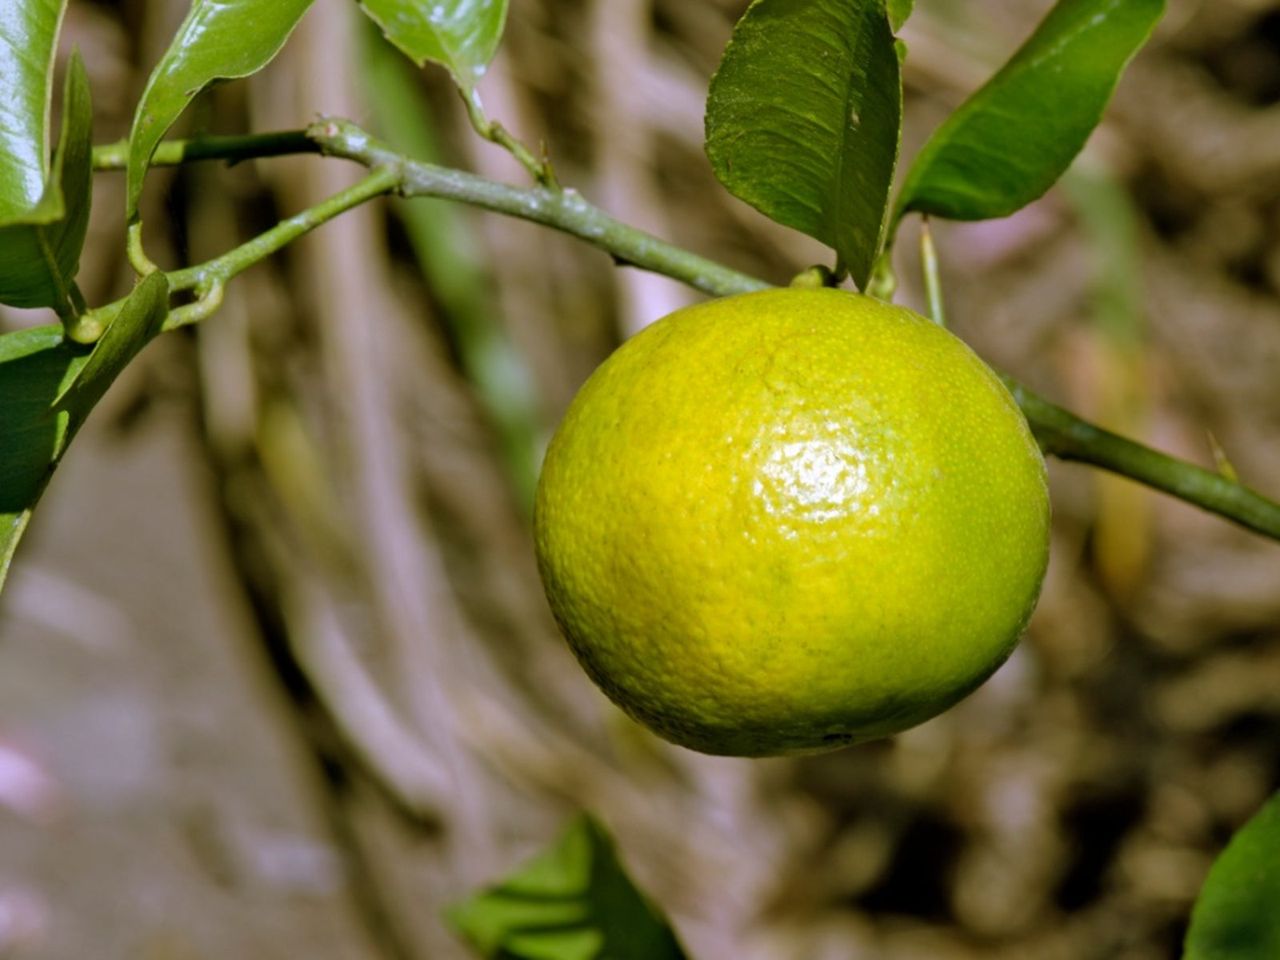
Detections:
534,288,1050,757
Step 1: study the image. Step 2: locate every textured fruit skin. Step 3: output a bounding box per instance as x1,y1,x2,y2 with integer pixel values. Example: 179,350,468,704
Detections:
534,288,1050,757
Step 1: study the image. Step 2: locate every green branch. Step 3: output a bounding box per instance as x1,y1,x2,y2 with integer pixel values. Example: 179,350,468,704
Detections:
88,122,1280,543
164,164,398,326
92,130,317,171
1008,383,1280,540
306,119,762,298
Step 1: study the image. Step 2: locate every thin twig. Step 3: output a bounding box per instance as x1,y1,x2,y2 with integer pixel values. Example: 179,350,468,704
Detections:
92,130,318,170
461,90,559,188
165,165,399,322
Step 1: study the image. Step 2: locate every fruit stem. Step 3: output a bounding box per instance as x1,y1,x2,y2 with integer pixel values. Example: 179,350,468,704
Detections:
790,265,839,288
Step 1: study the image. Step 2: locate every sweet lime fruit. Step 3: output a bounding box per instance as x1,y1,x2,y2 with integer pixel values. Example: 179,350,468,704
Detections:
534,288,1050,757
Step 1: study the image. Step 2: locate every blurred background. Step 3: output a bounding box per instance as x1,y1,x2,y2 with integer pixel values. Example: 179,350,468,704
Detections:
2,0,1280,956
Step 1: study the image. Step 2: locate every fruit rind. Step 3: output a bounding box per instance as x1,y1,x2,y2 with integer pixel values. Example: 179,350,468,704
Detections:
535,288,1050,757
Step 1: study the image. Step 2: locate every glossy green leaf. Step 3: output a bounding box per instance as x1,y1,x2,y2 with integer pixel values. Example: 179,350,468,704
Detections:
448,815,688,960
0,324,77,592
0,52,93,313
358,0,509,93
0,273,169,594
895,0,1164,222
127,0,314,221
887,0,914,32
1184,790,1280,960
0,0,65,220
705,0,902,289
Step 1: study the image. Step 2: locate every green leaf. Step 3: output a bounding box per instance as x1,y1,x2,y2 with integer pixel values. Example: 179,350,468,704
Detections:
705,0,903,289
895,0,1164,223
358,0,509,93
448,815,688,960
0,273,169,594
0,0,66,221
0,325,77,592
1184,790,1280,960
0,52,93,313
887,0,914,32
127,0,314,221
